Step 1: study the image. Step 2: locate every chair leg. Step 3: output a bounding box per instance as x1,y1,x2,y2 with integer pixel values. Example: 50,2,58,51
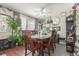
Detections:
55,43,56,48
32,50,35,56
40,42,44,56
32,52,34,56
41,50,44,56
54,43,56,48
25,48,27,56
41,46,44,56
48,47,50,56
51,43,54,53
37,49,40,56
37,42,41,56
25,53,27,56
52,46,54,53
37,48,43,56
70,53,74,56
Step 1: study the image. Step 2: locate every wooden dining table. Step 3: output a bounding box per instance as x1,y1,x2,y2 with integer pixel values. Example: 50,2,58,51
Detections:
31,34,51,55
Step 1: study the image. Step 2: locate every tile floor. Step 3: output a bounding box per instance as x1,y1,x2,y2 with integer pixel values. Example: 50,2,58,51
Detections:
0,44,70,56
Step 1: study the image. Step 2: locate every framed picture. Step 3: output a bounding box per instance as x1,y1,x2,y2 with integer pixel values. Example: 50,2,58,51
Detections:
52,26,61,31
52,17,60,25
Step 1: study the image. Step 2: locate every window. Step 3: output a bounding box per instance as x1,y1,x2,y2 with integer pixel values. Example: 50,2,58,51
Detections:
27,18,35,30
0,7,13,33
20,14,27,30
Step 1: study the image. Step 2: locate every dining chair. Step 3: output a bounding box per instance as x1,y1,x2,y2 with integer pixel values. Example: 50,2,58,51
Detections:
38,30,58,56
51,30,57,49
41,35,54,56
42,30,57,56
23,32,39,56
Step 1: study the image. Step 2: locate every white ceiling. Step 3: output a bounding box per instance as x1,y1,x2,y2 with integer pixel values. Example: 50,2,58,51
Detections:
0,3,74,18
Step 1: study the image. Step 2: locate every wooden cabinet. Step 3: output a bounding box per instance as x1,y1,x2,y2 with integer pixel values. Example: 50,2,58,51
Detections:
0,39,16,51
0,39,9,51
66,15,76,55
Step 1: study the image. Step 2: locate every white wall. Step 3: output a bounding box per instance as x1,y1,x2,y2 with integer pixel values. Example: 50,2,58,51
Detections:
52,15,66,38
76,12,79,36
58,15,66,38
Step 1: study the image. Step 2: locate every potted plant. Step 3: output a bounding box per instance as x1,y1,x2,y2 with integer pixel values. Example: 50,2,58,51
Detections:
5,16,24,48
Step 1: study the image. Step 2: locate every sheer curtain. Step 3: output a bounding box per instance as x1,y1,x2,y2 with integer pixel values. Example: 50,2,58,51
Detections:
20,14,27,30
20,14,36,31
27,18,35,30
0,7,13,33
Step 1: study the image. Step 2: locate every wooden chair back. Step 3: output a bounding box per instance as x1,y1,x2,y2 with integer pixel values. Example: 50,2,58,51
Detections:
24,32,34,49
51,30,57,41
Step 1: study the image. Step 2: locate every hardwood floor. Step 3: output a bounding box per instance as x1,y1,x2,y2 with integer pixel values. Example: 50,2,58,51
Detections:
0,46,25,56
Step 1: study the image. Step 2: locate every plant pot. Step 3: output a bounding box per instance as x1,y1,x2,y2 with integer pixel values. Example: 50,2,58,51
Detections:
9,41,16,48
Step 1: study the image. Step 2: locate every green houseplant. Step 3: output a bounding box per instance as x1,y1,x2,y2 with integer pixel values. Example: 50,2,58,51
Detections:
47,16,53,24
5,16,24,46
72,9,76,33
